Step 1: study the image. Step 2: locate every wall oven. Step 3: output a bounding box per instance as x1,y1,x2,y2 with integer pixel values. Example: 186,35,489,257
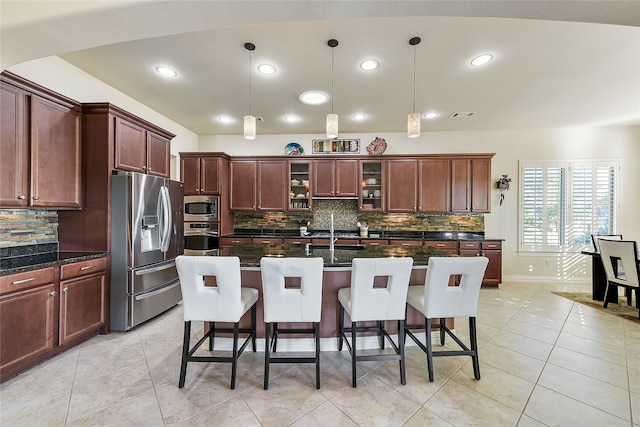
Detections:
184,222,219,256
184,195,219,222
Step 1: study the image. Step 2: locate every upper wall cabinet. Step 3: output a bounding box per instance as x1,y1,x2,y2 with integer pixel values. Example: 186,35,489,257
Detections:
0,73,82,209
230,160,287,211
451,157,491,213
385,159,417,212
418,158,450,212
312,159,358,198
83,103,174,180
181,154,226,196
114,117,170,177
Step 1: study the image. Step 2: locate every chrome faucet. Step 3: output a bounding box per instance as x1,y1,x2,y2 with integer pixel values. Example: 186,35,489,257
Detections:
329,213,337,253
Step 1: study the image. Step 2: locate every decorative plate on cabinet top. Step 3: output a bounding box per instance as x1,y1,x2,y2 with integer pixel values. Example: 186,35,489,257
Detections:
285,142,304,155
366,137,387,155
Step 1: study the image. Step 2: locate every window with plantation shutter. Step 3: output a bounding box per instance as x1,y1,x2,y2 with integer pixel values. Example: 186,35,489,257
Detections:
519,160,619,254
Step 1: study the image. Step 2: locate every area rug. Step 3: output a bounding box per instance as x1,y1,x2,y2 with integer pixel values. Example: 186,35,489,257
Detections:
552,292,639,324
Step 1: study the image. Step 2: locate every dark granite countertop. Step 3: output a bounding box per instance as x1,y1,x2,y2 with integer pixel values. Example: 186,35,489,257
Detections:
219,243,454,268
0,251,109,275
224,229,503,241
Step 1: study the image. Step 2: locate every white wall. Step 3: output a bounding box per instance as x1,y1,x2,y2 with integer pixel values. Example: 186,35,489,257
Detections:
7,56,639,282
200,126,640,282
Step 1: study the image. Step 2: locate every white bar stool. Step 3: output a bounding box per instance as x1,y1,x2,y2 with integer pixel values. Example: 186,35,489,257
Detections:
338,257,413,387
405,256,488,382
260,257,324,389
175,255,258,389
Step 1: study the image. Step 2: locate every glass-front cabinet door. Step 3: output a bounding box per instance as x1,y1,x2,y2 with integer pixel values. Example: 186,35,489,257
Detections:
360,161,383,211
288,161,312,211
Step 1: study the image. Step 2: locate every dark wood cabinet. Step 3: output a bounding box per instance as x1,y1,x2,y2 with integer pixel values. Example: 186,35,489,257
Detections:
114,116,170,178
0,73,82,209
0,82,28,208
230,160,286,211
0,267,56,382
257,161,287,211
385,159,417,212
313,159,358,197
361,161,384,211
288,161,312,211
418,158,450,212
451,158,491,213
58,258,108,346
0,257,109,382
229,161,257,210
31,95,82,208
181,155,222,195
457,241,501,286
424,240,458,255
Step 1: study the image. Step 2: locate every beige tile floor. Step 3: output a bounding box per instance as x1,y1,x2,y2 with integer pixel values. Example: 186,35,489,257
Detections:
1,280,639,426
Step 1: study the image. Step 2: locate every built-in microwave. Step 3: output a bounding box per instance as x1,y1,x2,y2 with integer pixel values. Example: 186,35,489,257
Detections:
184,222,219,256
184,195,219,222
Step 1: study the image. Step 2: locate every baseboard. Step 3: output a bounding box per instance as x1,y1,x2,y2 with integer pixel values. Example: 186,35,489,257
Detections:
503,274,591,284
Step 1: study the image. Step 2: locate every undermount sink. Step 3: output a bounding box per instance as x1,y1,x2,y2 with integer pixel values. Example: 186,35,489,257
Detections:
308,244,366,251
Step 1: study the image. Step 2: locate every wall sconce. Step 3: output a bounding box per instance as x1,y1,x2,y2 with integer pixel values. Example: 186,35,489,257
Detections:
496,174,511,206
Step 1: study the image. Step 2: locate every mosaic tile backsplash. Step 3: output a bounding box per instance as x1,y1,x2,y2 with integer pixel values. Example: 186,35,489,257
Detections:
0,210,58,248
234,200,484,232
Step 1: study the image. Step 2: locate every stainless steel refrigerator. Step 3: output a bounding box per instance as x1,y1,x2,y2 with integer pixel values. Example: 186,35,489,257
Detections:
111,171,184,331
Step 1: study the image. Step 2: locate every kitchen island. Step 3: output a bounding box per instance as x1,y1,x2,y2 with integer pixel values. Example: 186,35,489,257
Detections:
213,243,454,343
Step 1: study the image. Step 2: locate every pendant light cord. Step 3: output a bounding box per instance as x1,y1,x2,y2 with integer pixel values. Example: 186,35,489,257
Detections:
248,49,252,116
331,46,334,115
412,44,416,114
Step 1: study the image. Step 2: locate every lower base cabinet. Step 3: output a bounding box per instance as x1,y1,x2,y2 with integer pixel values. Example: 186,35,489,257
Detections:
458,241,502,286
0,256,108,382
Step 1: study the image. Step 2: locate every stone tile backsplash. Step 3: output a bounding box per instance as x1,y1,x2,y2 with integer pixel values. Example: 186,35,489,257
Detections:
234,200,484,232
0,210,58,248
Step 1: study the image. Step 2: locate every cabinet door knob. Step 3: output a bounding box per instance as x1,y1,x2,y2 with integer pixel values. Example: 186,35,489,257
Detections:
50,291,56,296
33,196,39,200
17,195,26,200
62,287,69,292
142,166,148,170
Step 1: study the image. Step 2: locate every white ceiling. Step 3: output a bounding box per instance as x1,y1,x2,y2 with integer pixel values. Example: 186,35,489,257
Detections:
2,1,639,136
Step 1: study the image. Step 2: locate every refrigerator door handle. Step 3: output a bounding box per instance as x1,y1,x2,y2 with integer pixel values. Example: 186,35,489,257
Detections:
159,185,172,253
134,280,180,300
134,260,176,275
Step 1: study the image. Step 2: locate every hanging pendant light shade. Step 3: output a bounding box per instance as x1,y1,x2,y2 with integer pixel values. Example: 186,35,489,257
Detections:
408,37,421,139
244,42,256,140
326,39,339,139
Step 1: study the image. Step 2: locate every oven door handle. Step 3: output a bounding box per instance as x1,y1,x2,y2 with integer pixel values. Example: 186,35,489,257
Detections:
185,231,219,237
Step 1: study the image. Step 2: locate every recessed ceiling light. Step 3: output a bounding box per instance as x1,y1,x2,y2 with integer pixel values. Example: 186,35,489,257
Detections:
155,66,177,77
424,112,438,119
360,59,379,71
217,116,233,124
258,64,276,74
352,113,366,121
284,114,298,122
470,54,493,66
299,91,329,105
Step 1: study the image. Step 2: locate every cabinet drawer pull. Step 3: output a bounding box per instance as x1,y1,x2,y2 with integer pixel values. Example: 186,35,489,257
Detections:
401,243,411,246
463,243,475,247
80,265,96,270
486,244,497,248
12,277,35,285
370,243,379,246
231,240,240,244
436,244,445,247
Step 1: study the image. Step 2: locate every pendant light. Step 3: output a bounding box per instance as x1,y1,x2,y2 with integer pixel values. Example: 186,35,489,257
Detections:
326,39,339,139
408,37,421,139
244,42,256,140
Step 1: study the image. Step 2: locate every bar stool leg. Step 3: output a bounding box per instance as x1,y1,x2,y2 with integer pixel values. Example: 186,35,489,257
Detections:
399,319,406,385
230,322,239,390
179,321,191,388
338,305,345,351
470,317,481,380
315,322,321,389
351,321,357,388
425,317,434,382
264,322,271,390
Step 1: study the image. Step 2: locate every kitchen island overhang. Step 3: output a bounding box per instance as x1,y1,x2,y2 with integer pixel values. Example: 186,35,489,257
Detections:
193,243,457,351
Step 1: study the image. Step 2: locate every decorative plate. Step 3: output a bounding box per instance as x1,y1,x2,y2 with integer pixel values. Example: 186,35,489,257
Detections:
285,142,304,155
366,137,387,155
